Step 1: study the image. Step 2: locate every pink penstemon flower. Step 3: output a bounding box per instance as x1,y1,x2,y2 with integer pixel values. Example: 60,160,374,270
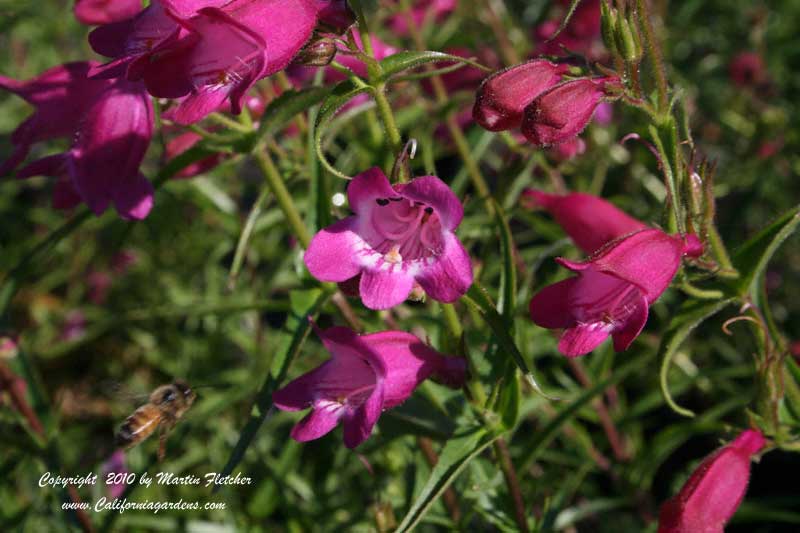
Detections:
74,0,143,25
272,325,467,448
140,0,319,124
0,62,113,176
530,228,703,357
303,167,473,310
17,78,155,220
658,429,766,533
522,189,647,255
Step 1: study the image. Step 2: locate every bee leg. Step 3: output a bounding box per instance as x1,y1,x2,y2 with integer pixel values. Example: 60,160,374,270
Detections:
157,421,175,462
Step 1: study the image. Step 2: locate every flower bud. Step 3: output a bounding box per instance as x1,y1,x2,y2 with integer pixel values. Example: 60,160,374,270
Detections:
658,429,765,533
473,59,569,132
521,77,618,146
293,35,338,67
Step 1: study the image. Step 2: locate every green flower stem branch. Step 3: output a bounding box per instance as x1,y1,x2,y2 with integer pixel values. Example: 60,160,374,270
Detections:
399,0,494,214
253,147,363,331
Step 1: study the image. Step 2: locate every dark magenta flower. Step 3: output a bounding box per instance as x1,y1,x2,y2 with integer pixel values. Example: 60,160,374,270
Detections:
530,229,703,357
728,51,768,88
316,0,355,33
0,62,113,175
17,79,155,220
533,0,602,59
74,0,143,25
658,429,766,533
140,0,318,124
304,167,473,310
522,189,647,255
522,77,618,147
473,59,569,132
386,0,456,36
273,325,467,448
88,0,218,80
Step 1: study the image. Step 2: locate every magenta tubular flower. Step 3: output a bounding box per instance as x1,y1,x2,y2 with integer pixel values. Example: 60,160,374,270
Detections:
387,0,456,36
74,0,143,25
273,326,467,448
316,0,354,33
523,189,647,255
304,167,473,310
659,429,766,533
0,62,113,175
18,79,155,220
530,229,703,357
521,77,617,147
88,1,235,80
101,450,129,498
140,0,317,124
473,59,569,132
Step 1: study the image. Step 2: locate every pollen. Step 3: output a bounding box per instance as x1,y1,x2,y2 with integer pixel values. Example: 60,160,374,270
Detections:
383,245,403,264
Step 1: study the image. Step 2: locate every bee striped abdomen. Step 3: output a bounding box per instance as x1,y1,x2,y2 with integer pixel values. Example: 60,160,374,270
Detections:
115,404,162,448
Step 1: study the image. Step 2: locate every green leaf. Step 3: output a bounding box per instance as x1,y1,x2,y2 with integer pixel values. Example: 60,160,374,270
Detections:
378,50,490,82
395,426,500,533
462,284,554,400
730,204,800,295
256,86,335,139
214,288,330,489
658,298,735,418
519,353,651,473
314,80,374,180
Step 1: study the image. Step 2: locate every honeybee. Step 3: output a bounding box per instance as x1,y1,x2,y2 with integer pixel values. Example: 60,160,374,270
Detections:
115,381,196,461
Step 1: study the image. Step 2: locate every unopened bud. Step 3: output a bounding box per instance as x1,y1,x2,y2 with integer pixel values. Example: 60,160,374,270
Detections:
600,1,620,56
473,59,569,132
521,77,620,147
293,35,338,67
618,17,643,64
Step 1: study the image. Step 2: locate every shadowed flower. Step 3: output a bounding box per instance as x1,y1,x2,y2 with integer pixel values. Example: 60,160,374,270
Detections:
533,0,603,59
304,167,473,310
530,229,703,357
658,429,766,533
473,59,569,132
141,0,318,124
728,51,767,88
522,189,647,255
273,325,467,448
74,0,143,25
0,62,113,175
17,78,154,220
522,77,619,146
88,0,213,79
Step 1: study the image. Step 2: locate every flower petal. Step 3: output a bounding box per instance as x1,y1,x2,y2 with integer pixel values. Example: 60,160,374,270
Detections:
342,382,384,448
529,277,578,328
558,322,612,357
304,217,364,282
290,401,344,442
113,172,154,220
359,268,415,310
347,167,397,215
359,330,466,407
556,228,686,302
611,292,649,352
400,175,464,230
415,232,473,303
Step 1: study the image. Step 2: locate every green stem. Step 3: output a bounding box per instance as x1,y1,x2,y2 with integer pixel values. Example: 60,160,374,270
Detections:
253,149,311,248
228,186,272,289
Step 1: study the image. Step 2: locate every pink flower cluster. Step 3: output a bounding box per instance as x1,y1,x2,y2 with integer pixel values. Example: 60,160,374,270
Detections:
2,0,344,218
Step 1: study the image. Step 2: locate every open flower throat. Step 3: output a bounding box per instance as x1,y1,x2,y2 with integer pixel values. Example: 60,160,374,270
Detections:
367,196,444,266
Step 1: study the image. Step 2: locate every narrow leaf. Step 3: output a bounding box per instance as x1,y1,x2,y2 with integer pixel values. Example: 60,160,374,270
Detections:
378,50,490,82
314,80,373,180
730,204,800,295
256,86,335,138
395,426,499,532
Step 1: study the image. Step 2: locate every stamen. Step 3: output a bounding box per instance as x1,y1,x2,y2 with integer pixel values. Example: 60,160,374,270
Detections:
383,245,403,264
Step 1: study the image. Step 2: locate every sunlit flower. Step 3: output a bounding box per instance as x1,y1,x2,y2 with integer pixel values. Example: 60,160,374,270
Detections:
273,325,467,448
530,229,703,356
304,167,473,310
